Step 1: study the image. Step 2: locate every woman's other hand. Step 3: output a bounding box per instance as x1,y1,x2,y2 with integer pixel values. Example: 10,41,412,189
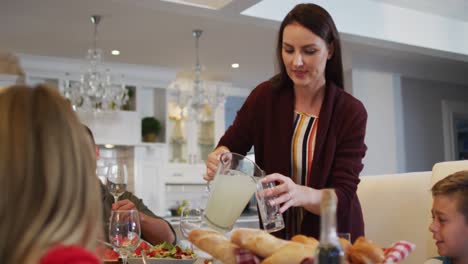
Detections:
261,173,321,214
204,146,230,181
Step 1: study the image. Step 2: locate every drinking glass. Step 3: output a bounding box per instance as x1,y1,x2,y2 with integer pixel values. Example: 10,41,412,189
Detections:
180,206,203,247
338,232,351,241
109,210,141,264
106,161,128,203
256,180,285,233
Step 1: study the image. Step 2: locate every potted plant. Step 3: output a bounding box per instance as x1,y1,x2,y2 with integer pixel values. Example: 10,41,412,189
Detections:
142,116,161,142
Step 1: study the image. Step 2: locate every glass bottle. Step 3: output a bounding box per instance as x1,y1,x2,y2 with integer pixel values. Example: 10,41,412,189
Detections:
315,189,345,264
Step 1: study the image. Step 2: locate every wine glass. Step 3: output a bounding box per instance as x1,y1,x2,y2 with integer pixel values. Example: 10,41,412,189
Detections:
109,210,141,264
106,161,128,203
180,206,203,249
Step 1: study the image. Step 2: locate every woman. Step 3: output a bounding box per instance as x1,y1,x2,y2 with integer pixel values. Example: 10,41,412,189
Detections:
0,84,102,263
205,3,367,241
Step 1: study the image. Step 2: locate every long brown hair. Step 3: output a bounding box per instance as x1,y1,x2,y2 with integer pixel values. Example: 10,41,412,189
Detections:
0,84,102,263
272,3,344,89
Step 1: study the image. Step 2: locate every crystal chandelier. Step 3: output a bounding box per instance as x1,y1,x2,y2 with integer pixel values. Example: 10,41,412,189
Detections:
170,29,224,119
61,15,128,112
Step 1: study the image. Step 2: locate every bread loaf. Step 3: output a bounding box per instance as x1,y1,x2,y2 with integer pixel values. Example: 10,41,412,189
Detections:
261,242,315,264
230,228,289,258
347,236,384,264
339,237,351,254
188,229,239,264
291,235,319,249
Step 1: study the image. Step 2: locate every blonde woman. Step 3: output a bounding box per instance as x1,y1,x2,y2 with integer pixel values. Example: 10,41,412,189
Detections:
0,84,102,264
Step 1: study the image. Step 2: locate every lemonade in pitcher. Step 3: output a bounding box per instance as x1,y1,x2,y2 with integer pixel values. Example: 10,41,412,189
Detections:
202,152,263,233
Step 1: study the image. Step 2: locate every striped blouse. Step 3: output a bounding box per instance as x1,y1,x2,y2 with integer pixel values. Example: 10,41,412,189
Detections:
291,111,319,186
289,111,318,234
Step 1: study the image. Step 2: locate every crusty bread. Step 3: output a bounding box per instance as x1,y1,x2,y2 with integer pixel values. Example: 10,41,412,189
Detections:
230,228,289,258
291,235,319,248
190,228,384,264
339,237,352,254
188,229,239,264
261,241,315,264
348,236,384,264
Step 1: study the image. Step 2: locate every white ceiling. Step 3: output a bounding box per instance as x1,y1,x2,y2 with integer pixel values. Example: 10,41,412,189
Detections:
1,0,467,89
373,0,468,22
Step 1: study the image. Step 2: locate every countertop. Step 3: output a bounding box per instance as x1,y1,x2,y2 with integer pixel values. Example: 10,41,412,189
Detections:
164,212,259,224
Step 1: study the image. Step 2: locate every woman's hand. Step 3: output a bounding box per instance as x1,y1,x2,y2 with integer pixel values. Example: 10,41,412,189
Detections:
261,173,321,214
204,146,230,181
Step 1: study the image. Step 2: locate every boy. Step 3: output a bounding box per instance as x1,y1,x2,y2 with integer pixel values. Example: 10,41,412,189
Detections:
426,171,468,264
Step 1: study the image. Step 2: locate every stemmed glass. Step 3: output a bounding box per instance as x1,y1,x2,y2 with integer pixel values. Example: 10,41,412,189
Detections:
109,210,141,264
106,161,128,203
180,206,203,249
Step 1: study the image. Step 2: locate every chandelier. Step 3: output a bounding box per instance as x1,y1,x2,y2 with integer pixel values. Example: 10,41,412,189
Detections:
169,29,224,119
61,15,128,112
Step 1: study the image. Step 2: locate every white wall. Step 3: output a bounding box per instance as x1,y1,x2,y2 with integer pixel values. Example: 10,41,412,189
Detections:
401,77,468,172
351,69,403,175
348,48,468,175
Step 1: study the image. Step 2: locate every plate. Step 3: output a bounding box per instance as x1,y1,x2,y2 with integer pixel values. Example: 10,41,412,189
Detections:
127,258,197,264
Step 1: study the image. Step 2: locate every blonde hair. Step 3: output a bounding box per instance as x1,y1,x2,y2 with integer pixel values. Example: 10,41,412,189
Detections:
0,84,102,263
432,170,468,223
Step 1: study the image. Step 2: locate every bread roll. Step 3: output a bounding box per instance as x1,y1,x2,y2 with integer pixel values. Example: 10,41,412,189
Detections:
339,237,352,254
261,241,315,264
348,237,384,264
230,228,289,258
188,229,239,264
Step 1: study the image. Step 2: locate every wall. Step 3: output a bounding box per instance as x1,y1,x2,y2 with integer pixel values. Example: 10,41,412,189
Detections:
347,42,468,175
350,69,404,176
401,77,468,172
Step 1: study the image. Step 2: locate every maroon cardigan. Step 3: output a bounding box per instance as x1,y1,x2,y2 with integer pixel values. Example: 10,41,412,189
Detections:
218,80,367,241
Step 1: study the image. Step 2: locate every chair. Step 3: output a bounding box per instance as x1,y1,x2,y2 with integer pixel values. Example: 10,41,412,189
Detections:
357,172,433,263
431,160,468,184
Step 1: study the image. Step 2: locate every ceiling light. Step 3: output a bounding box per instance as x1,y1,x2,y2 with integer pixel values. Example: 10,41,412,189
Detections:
104,144,115,149
60,15,128,112
111,50,120,56
231,63,239,68
169,29,225,120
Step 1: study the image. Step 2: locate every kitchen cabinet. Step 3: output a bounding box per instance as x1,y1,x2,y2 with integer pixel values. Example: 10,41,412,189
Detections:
0,74,20,87
78,110,140,146
17,53,251,215
134,144,167,216
165,163,206,184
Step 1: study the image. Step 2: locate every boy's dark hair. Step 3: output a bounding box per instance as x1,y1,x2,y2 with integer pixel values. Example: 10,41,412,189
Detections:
432,170,468,223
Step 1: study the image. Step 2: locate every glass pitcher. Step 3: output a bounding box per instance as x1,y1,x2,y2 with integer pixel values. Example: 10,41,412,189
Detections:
203,152,264,233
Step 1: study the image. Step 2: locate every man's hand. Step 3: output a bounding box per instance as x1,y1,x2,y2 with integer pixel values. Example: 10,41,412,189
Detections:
112,199,136,211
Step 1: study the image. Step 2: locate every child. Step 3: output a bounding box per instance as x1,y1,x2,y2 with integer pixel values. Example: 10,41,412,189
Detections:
425,171,468,264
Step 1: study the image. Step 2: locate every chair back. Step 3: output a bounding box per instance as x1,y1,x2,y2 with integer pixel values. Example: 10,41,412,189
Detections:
432,160,468,184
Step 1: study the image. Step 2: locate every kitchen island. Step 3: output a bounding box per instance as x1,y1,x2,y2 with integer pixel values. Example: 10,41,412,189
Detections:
165,213,260,244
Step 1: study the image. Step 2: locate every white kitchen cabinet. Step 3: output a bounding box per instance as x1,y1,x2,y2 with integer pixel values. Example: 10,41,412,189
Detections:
134,143,167,216
16,53,253,216
77,110,140,146
164,163,206,184
0,74,20,87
